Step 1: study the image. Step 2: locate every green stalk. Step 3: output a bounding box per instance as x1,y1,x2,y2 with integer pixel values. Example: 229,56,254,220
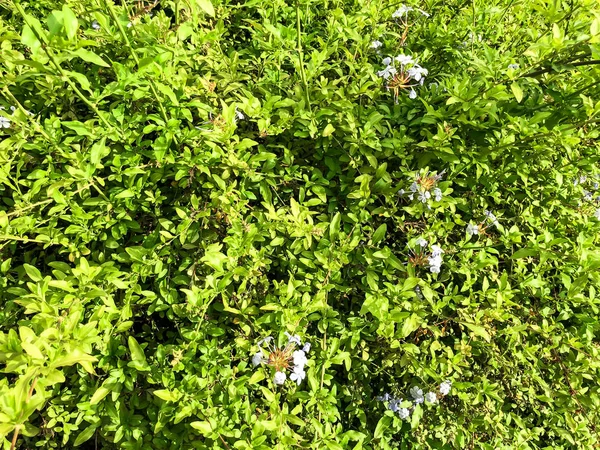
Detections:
295,0,312,113
104,0,170,125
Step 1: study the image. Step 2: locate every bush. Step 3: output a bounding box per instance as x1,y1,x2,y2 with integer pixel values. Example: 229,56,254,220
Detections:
1,0,600,448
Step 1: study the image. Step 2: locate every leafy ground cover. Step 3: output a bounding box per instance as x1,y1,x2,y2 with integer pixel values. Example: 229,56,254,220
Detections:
1,0,600,448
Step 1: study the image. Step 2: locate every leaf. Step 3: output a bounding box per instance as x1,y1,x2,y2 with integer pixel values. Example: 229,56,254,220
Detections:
329,212,341,241
127,336,150,371
511,248,538,259
191,421,212,436
156,83,179,105
400,314,420,338
62,5,79,41
322,123,335,137
21,25,41,53
74,48,110,67
90,387,111,405
23,264,42,282
196,0,215,17
462,322,491,342
153,389,180,402
374,415,391,439
511,82,523,103
22,342,44,360
74,425,97,446
90,137,106,166
371,224,387,244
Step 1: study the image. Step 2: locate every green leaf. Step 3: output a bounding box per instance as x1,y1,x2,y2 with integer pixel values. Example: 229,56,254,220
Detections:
62,5,79,41
191,421,212,436
153,389,180,402
196,0,215,16
323,123,335,137
329,212,341,241
127,336,150,371
371,224,387,244
511,82,523,103
400,314,420,338
462,322,491,342
74,425,97,446
90,387,111,405
21,25,41,53
511,248,538,259
74,48,110,67
23,264,42,282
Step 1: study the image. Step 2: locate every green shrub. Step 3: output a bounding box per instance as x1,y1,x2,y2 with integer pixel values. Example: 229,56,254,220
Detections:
1,0,600,448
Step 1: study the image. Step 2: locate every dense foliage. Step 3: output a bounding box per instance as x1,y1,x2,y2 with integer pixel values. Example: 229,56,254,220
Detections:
1,0,600,448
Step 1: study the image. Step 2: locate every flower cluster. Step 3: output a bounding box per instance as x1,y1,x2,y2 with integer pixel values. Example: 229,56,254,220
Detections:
376,54,429,101
252,332,310,386
572,174,600,219
391,4,430,19
377,380,453,420
408,239,445,274
399,170,445,208
466,211,500,238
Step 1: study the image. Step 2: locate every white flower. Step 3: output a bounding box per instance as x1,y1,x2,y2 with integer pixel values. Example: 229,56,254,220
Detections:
409,386,424,403
0,117,10,128
274,371,287,385
594,182,599,190
398,188,405,196
377,393,391,402
127,22,133,28
92,20,101,30
439,380,452,395
293,350,307,368
580,175,587,184
430,245,444,257
416,238,428,248
382,57,392,66
408,193,414,200
377,65,397,79
289,366,306,385
235,109,245,121
409,88,417,99
409,182,418,193
252,351,264,367
484,210,499,227
428,254,443,273
433,187,442,201
408,66,428,82
371,40,383,49
595,208,600,220
302,342,311,353
418,191,431,203
392,5,413,17
584,190,593,201
466,223,479,236
285,332,301,346
508,63,519,70
398,407,410,419
257,336,273,346
418,9,430,17
395,54,414,66
425,392,437,403
9,106,16,112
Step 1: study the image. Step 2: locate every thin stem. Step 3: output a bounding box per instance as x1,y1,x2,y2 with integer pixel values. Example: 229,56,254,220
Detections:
104,0,170,125
295,0,311,112
523,59,600,78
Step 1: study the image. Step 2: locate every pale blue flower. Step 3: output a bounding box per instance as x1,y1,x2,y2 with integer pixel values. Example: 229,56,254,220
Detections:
425,392,437,403
252,351,264,367
0,117,10,128
302,342,311,353
392,5,413,17
92,20,101,30
433,188,442,201
410,386,424,403
274,371,286,385
285,332,301,346
395,54,414,66
371,40,383,49
293,350,307,368
416,238,428,248
508,63,519,70
409,88,417,99
439,380,452,395
398,408,410,419
377,65,397,79
466,223,479,236
289,367,306,385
